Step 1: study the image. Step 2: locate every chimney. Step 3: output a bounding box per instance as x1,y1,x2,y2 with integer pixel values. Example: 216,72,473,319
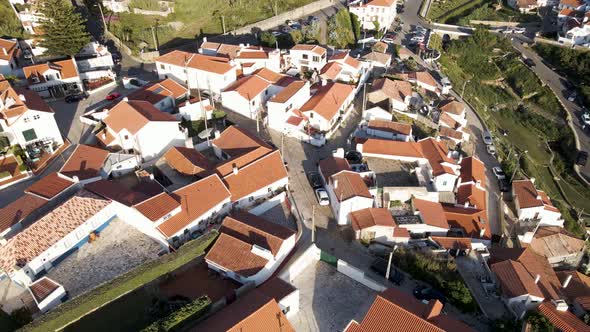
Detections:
423,300,443,320
232,163,238,175
214,130,221,139
202,36,208,43
536,195,542,200
1,48,6,56
333,179,338,189
18,94,26,102
479,228,486,238
534,274,541,284
552,299,569,312
73,176,80,183
123,97,129,102
563,274,573,288
333,147,345,158
530,177,535,184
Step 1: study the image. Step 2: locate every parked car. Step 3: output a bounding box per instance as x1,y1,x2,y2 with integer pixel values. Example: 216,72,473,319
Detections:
345,150,363,164
410,36,425,43
23,49,33,59
370,258,405,285
280,25,293,33
482,131,493,145
568,91,578,102
307,172,323,189
105,92,121,101
492,166,506,180
523,58,535,67
413,286,446,304
315,188,330,206
64,92,88,103
414,26,427,34
581,113,590,127
498,179,510,192
486,144,496,156
577,151,588,166
286,19,296,26
308,15,319,24
382,33,396,44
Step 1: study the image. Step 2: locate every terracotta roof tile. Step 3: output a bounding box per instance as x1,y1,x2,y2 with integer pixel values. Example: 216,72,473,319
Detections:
0,194,47,233
399,71,438,88
60,144,109,180
0,81,53,121
459,157,485,185
417,138,456,176
491,260,544,298
23,58,78,84
25,172,75,199
368,120,412,136
319,62,343,80
0,190,111,273
157,174,231,238
156,50,235,74
456,184,486,210
224,75,270,100
442,205,490,240
134,192,180,222
103,100,178,135
126,78,187,105
205,232,269,277
350,208,395,231
529,226,586,260
513,180,558,211
331,171,372,202
0,38,18,62
439,112,460,129
538,302,590,332
212,125,271,158
29,277,60,303
359,138,423,158
252,67,283,83
163,146,212,176
257,277,297,302
370,78,412,103
84,179,149,206
318,156,351,180
412,198,449,229
291,44,326,55
269,80,307,103
431,236,471,250
557,270,590,303
300,82,354,121
439,127,463,140
439,100,465,115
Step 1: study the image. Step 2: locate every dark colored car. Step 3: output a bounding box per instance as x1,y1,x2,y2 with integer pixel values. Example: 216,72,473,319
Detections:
413,286,447,304
498,179,510,193
345,150,363,164
370,258,405,285
307,172,323,189
64,92,88,103
576,151,588,166
523,58,535,67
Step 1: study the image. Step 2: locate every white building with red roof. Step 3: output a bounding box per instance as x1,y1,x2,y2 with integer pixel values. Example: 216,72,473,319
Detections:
95,99,187,161
287,44,327,72
398,71,439,95
199,38,281,74
205,212,296,286
22,58,82,98
155,50,238,95
267,80,311,132
349,0,398,31
0,38,20,76
0,77,64,154
300,82,355,135
320,52,364,83
350,207,409,244
512,179,562,225
124,78,188,112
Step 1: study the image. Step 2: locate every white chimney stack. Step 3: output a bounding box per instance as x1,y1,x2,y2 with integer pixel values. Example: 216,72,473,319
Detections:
530,177,536,184
123,97,129,102
333,179,338,189
535,274,541,284
479,228,486,238
1,48,6,56
563,275,573,289
232,163,238,175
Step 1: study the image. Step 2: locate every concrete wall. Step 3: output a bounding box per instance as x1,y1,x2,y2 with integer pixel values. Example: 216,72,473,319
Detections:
233,0,335,35
278,244,321,283
337,260,387,292
248,192,286,216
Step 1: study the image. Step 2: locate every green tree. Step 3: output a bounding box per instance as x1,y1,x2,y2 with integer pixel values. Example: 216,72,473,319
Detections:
327,8,355,48
302,21,320,43
373,20,384,39
38,0,90,56
289,29,303,45
350,12,361,41
259,31,276,48
0,0,25,38
527,313,555,332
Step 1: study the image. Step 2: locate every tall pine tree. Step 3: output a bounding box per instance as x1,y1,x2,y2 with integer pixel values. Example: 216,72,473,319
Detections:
38,0,90,56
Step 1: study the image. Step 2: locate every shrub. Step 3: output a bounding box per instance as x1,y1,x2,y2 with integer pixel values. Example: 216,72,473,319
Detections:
141,296,211,332
526,312,555,332
259,31,276,48
9,307,32,326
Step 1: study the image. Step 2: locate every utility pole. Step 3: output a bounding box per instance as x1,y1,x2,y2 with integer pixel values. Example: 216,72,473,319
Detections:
221,16,226,35
461,79,470,100
362,82,367,113
151,26,159,51
195,71,209,146
385,245,397,280
97,2,107,32
311,205,316,243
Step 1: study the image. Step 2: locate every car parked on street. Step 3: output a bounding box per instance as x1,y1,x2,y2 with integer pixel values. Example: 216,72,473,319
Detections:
413,286,446,304
523,58,535,67
307,172,323,189
482,131,493,145
382,33,396,44
345,150,363,164
492,166,506,180
498,179,510,192
105,92,121,101
486,144,496,156
315,188,330,206
581,113,590,127
370,258,405,285
65,92,88,103
577,151,588,166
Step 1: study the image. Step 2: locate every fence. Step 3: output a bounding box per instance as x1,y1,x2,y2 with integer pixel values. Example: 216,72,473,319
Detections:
232,0,335,35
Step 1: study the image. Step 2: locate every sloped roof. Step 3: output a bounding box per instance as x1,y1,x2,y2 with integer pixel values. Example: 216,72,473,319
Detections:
23,58,78,84
557,270,590,304
0,80,53,121
60,144,109,180
491,259,544,298
25,172,75,199
513,179,559,212
300,82,354,121
206,232,269,277
370,78,413,103
291,44,326,55
223,75,270,100
456,184,486,210
412,198,449,229
459,157,485,185
529,226,586,259
126,78,186,105
212,125,272,158
319,62,343,80
439,100,465,115
84,179,150,206
431,236,471,250
163,146,212,176
350,208,396,231
155,50,235,74
0,194,47,233
537,302,590,332
134,192,180,222
442,205,490,240
367,120,412,136
331,171,372,202
318,156,351,180
269,80,307,103
103,100,178,135
0,38,18,62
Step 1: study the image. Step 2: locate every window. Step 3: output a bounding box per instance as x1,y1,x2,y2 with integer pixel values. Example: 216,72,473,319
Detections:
249,196,254,202
33,114,40,120
312,56,319,62
265,90,268,95
160,64,165,70
23,117,30,123
251,100,255,106
56,73,61,79
310,112,314,118
22,128,37,142
443,181,447,186
302,54,308,60
282,306,290,314
124,135,129,140
268,187,272,192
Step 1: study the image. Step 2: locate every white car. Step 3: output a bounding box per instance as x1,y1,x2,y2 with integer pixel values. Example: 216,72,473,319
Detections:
486,144,496,155
411,36,425,43
492,166,506,180
315,188,330,206
482,131,493,145
581,113,590,126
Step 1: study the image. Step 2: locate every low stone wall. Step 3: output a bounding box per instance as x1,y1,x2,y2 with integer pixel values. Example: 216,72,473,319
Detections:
233,0,335,35
469,20,541,28
132,7,173,17
336,260,386,292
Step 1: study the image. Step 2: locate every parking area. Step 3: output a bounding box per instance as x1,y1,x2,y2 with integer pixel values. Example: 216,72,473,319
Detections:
47,218,163,298
289,261,378,332
365,157,420,187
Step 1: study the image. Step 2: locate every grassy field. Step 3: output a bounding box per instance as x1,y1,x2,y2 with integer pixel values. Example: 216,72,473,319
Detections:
438,29,587,235
427,0,538,25
0,0,25,38
107,0,314,52
23,231,218,332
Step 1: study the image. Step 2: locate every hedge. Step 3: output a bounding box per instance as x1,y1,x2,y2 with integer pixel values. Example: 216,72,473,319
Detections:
23,230,219,332
141,296,211,332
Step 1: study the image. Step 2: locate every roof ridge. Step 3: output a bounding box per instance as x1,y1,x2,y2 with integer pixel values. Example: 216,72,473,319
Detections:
376,294,444,331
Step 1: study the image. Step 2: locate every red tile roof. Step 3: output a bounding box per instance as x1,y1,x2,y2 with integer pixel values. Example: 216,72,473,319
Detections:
126,78,187,105
331,171,372,202
212,125,272,159
350,208,395,231
431,236,471,250
442,205,490,240
459,157,485,185
439,100,465,115
417,138,456,176
529,226,586,260
513,180,559,212
206,232,269,277
103,100,178,135
557,270,590,306
0,38,18,62
368,120,412,136
359,138,424,158
412,198,449,229
370,78,413,103
0,80,53,121
84,179,150,206
491,259,544,298
456,184,486,210
23,58,78,84
29,277,60,303
319,62,343,80
156,50,235,74
252,67,283,84
224,75,270,100
269,80,307,103
157,174,231,238
538,302,590,332
60,144,109,181
0,190,111,273
163,146,212,176
257,277,297,302
318,156,351,180
291,44,326,55
195,289,295,332
0,194,47,233
344,287,475,332
300,82,354,121
134,192,180,222
25,172,75,199
439,127,463,140
329,52,361,70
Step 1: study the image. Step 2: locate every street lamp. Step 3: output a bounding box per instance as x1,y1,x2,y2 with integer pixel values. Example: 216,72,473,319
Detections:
509,150,528,183
461,79,470,100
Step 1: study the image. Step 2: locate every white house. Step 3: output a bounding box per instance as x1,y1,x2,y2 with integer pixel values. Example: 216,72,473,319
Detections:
558,0,587,11
349,0,397,31
300,82,355,135
205,212,296,286
0,190,116,286
318,156,374,225
59,144,110,184
125,78,188,112
95,99,187,161
221,74,272,119
28,277,66,313
350,207,405,244
75,41,115,72
0,38,19,76
357,137,460,192
365,119,412,141
507,0,540,13
367,78,413,112
362,106,393,121
155,50,238,95
320,52,364,83
438,99,467,128
512,179,563,225
177,96,213,121
101,0,129,12
559,19,590,47
398,71,439,95
199,39,281,74
267,80,311,131
287,44,327,72
0,79,64,154
22,58,83,98
394,197,450,236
